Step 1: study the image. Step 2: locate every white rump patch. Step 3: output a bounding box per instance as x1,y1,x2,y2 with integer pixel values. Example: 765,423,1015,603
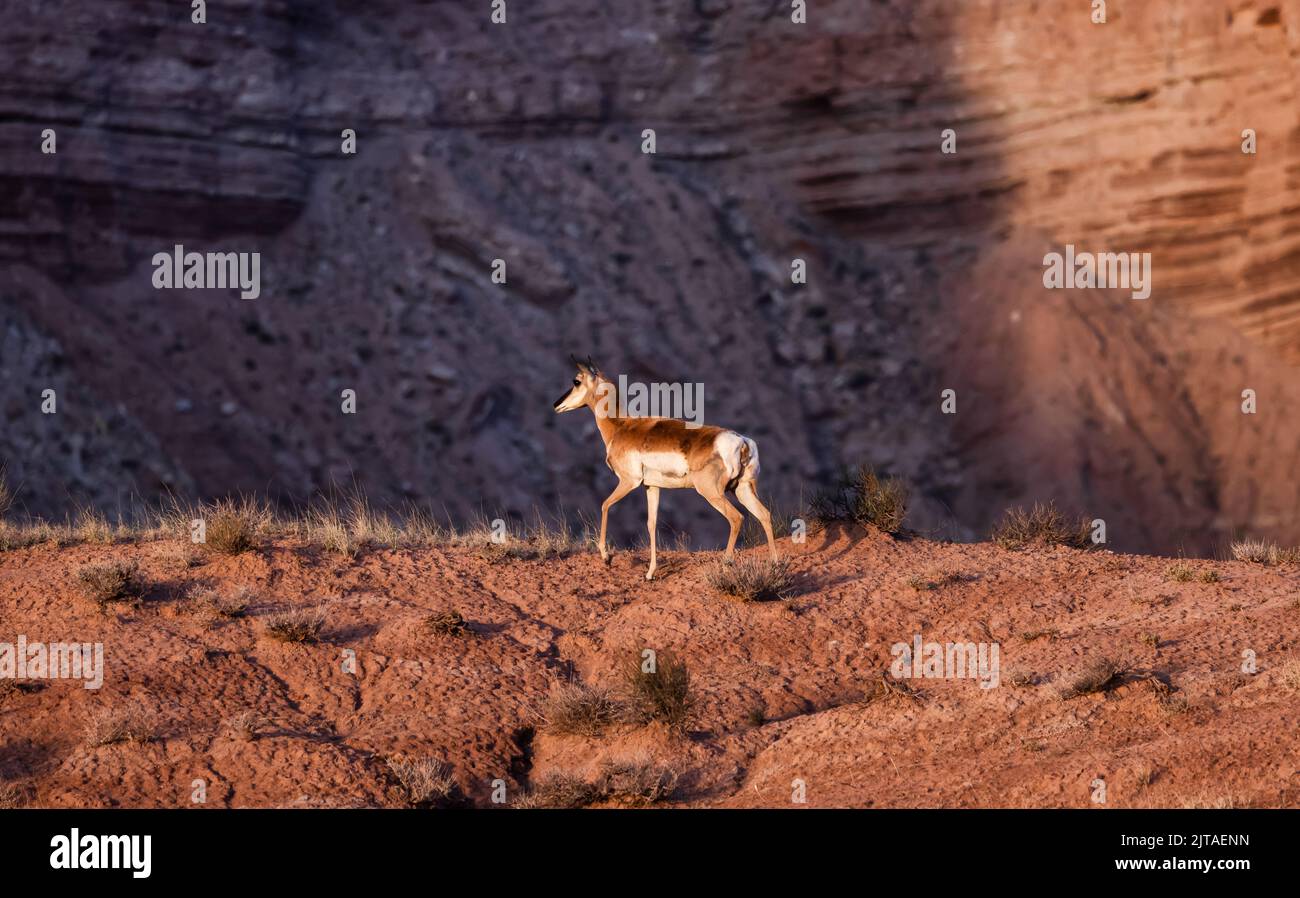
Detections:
715,431,759,481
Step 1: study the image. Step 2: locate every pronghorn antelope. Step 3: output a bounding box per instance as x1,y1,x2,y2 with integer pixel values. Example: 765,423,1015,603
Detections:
554,356,778,580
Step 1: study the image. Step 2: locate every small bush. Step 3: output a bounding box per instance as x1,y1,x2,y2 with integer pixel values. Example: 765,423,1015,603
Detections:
905,570,968,591
512,774,598,809
386,756,455,807
592,758,678,806
992,502,1092,550
542,682,621,736
1059,657,1127,699
1166,561,1195,582
85,704,159,746
0,781,27,809
1200,569,1220,583
810,466,908,534
224,710,264,742
424,609,470,637
201,498,270,555
1231,539,1300,565
620,648,693,732
193,585,252,620
263,606,325,643
76,561,143,608
513,760,678,809
705,556,793,602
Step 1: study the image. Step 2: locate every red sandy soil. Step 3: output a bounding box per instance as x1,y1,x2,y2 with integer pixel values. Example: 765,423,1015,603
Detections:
1,526,1297,808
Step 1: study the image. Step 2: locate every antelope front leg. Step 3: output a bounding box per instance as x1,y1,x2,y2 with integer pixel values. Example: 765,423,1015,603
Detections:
645,485,660,580
598,478,638,564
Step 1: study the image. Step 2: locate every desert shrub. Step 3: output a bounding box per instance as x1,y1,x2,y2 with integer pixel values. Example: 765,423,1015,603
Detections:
263,606,325,643
84,704,159,746
1166,561,1195,582
201,498,270,555
224,709,265,742
705,556,793,602
542,682,621,736
512,774,598,809
592,758,678,805
0,781,27,809
76,561,143,608
193,585,252,620
1231,539,1300,565
809,466,908,534
992,502,1092,550
619,648,693,732
1059,657,1127,699
424,609,470,637
512,760,678,809
386,756,455,807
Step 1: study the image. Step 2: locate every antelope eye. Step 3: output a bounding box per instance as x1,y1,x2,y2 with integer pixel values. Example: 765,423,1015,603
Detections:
573,378,581,386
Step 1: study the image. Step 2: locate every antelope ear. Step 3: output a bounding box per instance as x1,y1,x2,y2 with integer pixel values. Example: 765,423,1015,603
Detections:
584,356,601,376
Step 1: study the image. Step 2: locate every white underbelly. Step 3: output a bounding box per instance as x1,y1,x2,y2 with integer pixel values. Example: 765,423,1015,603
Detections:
633,450,692,489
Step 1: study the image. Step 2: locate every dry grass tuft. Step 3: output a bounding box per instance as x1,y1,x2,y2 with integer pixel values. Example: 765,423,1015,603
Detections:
263,606,325,643
424,609,470,637
904,570,968,591
1059,657,1127,699
1231,539,1300,565
200,497,271,555
592,757,679,806
76,561,144,608
992,502,1092,550
864,673,926,705
224,710,265,742
619,648,693,733
84,704,159,747
0,781,28,809
705,556,794,602
386,756,456,807
542,681,621,736
1166,561,1195,582
513,759,678,808
192,584,252,620
512,774,598,809
809,466,908,534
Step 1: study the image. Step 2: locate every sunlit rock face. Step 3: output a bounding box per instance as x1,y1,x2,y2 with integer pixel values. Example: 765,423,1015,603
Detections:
1,0,1297,553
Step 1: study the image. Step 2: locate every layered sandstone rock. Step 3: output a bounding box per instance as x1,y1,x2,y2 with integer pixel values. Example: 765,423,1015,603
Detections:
1,0,1297,552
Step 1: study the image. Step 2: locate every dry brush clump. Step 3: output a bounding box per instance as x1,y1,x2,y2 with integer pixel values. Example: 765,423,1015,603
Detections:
809,466,908,535
705,556,794,602
1059,657,1128,699
992,502,1092,551
76,561,144,609
513,758,679,809
186,497,273,555
224,709,266,742
386,756,456,807
262,606,326,643
1230,539,1300,565
542,681,621,736
424,609,470,636
619,648,694,733
0,781,29,809
84,703,160,747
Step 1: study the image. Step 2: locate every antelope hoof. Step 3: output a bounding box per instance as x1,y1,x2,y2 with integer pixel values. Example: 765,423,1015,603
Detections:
645,567,656,581
601,553,611,566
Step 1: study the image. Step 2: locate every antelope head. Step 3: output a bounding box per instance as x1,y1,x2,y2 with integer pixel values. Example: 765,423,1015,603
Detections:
554,355,604,413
